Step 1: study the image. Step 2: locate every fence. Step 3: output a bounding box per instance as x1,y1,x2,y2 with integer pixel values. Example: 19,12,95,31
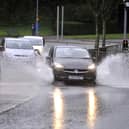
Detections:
89,44,122,63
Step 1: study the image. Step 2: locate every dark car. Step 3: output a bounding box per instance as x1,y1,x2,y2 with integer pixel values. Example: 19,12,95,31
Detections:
46,46,96,82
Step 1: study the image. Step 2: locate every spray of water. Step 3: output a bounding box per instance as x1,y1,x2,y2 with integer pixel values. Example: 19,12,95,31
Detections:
97,53,129,88
0,56,54,84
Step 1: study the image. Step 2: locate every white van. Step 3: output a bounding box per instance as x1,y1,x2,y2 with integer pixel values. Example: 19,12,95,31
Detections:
23,36,45,56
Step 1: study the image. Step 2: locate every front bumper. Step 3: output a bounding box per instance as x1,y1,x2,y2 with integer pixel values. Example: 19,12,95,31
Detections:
4,56,36,65
53,68,96,81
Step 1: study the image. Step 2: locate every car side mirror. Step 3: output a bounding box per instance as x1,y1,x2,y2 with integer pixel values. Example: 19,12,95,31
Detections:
34,49,40,56
0,46,5,51
43,38,45,46
46,56,51,64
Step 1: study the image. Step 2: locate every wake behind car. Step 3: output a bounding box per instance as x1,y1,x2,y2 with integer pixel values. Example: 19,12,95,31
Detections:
46,46,96,82
3,38,36,64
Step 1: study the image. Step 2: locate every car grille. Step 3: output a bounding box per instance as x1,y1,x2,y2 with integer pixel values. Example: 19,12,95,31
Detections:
64,69,88,74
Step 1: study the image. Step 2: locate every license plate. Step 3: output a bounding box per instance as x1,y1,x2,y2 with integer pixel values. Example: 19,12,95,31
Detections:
68,75,84,80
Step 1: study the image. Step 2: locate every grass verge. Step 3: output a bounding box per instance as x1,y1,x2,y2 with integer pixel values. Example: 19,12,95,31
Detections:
0,25,127,40
65,34,129,40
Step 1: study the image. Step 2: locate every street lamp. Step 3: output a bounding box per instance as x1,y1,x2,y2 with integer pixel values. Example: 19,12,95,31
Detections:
56,6,64,40
35,0,39,35
123,0,129,39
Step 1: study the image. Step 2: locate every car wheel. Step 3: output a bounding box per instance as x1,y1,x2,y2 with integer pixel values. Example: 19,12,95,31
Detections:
91,74,96,81
89,77,96,85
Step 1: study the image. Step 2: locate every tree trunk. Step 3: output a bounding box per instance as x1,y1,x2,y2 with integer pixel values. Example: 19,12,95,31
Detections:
102,19,106,47
95,14,100,63
95,14,99,49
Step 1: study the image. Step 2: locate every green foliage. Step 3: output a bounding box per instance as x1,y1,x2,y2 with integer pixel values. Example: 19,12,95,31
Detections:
0,0,122,35
63,21,95,35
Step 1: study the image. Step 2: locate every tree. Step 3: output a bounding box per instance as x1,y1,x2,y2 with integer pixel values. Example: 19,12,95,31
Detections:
0,0,33,24
87,0,102,61
100,0,121,47
87,0,121,48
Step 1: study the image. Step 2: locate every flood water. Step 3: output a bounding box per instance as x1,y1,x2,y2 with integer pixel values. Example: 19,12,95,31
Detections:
97,53,129,88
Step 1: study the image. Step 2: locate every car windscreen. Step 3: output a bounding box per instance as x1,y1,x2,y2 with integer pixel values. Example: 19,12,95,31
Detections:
55,47,91,59
19,43,33,49
25,39,43,46
6,40,33,49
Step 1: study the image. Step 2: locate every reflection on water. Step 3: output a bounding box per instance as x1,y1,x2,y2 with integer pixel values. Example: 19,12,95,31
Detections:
87,89,98,129
52,87,99,129
53,88,64,129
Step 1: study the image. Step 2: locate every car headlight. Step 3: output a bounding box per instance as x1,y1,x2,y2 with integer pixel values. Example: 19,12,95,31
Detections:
54,62,64,69
88,63,96,70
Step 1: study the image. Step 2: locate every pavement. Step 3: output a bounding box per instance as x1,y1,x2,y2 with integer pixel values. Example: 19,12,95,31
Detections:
0,82,40,114
45,36,122,46
0,58,41,114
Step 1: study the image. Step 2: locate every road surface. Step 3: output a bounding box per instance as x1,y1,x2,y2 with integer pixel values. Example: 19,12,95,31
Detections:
0,41,128,129
0,82,129,129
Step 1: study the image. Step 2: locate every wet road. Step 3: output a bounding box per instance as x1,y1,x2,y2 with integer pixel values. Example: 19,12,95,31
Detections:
0,42,129,129
0,81,129,129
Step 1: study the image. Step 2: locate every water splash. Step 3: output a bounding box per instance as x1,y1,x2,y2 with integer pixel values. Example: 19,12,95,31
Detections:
97,53,129,88
0,56,54,84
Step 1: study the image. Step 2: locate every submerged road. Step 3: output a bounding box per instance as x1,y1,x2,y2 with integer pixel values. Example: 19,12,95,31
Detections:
0,82,129,129
0,41,128,129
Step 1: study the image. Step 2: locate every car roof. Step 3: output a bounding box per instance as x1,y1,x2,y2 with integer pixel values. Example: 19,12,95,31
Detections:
5,37,30,42
23,36,43,40
19,37,43,42
5,37,20,41
54,45,88,50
